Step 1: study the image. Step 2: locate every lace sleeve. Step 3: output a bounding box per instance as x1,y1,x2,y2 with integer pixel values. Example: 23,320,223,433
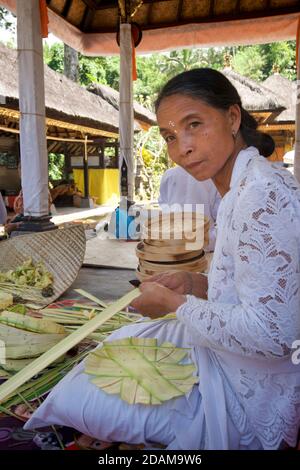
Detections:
177,179,300,359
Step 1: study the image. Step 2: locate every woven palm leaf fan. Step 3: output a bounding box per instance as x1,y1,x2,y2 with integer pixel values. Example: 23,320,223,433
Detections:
0,225,86,306
85,337,198,405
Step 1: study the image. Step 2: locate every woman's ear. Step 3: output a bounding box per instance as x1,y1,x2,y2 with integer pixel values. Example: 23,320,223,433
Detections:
229,104,241,135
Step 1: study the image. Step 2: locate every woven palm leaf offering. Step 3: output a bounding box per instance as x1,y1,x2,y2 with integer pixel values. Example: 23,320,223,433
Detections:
0,225,86,306
0,288,140,407
136,211,209,281
0,258,55,303
85,337,198,405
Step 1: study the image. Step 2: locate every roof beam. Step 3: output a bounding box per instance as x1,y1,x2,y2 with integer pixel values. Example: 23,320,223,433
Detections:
146,0,153,24
177,0,183,22
81,0,98,9
0,125,93,143
235,0,241,14
93,0,171,11
80,6,95,31
62,0,73,18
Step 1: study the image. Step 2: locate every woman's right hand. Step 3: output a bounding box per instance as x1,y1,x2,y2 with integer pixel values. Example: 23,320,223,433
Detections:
145,271,208,299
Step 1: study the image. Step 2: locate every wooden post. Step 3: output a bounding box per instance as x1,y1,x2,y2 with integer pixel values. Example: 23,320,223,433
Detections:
119,22,134,202
80,135,93,208
16,0,49,218
63,143,72,181
83,136,89,199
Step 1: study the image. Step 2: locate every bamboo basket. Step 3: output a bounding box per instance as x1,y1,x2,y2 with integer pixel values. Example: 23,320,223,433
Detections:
136,211,209,281
0,225,86,306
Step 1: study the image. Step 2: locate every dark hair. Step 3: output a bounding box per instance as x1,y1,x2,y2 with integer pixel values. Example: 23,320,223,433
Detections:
155,68,274,158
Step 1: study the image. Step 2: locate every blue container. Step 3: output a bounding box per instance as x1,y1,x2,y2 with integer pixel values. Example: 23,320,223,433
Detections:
115,207,135,239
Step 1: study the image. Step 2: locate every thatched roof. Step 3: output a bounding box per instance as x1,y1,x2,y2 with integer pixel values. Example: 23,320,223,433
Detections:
0,42,121,136
263,74,296,122
88,83,156,128
222,68,286,114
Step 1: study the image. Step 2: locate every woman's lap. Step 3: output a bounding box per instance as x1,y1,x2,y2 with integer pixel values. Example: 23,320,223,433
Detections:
25,319,197,447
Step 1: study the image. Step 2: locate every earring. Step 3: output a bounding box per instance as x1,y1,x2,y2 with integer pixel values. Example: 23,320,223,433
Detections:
232,130,236,139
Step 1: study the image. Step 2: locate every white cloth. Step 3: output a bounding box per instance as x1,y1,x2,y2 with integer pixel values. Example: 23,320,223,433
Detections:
0,193,7,225
25,146,300,450
24,318,261,450
158,167,221,251
177,146,300,449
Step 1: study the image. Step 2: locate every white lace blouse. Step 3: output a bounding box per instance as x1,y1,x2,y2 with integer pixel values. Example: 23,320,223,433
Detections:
177,146,300,449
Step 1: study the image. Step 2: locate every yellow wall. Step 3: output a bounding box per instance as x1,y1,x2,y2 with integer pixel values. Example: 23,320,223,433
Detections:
73,168,120,205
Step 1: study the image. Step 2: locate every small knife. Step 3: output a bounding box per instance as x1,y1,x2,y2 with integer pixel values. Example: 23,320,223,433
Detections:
129,279,141,287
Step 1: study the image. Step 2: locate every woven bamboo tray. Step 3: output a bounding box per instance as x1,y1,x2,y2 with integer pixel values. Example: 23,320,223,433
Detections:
136,242,204,263
136,254,208,280
0,225,86,306
139,252,207,272
136,212,210,281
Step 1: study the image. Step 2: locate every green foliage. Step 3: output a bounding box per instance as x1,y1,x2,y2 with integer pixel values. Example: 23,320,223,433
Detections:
44,42,64,74
44,44,120,88
232,45,266,81
0,7,15,31
79,55,106,86
48,154,65,181
260,41,296,80
135,126,169,200
231,42,296,81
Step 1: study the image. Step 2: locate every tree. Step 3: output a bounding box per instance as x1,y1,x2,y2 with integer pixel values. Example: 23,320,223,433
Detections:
48,153,65,181
64,44,79,82
232,45,267,81
0,7,15,31
260,42,296,80
44,42,64,74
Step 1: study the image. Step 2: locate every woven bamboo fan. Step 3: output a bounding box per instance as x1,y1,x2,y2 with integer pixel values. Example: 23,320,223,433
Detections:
0,225,86,306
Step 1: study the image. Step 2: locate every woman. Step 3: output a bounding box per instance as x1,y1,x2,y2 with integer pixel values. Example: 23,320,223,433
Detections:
25,69,300,450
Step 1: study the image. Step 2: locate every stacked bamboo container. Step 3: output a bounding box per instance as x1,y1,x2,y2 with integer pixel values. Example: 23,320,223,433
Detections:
136,212,210,281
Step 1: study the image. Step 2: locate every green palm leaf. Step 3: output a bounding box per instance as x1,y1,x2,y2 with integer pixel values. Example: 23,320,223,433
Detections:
85,337,198,405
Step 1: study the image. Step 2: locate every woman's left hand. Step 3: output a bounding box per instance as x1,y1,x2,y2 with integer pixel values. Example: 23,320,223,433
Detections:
130,282,186,319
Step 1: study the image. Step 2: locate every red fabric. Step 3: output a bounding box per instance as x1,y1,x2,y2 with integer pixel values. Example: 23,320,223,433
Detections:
39,0,49,38
5,195,17,211
131,36,137,81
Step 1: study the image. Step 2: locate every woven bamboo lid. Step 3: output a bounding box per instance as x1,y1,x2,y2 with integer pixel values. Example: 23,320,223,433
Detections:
142,211,209,242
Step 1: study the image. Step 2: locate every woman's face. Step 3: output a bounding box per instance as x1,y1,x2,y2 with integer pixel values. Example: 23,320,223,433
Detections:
157,94,240,181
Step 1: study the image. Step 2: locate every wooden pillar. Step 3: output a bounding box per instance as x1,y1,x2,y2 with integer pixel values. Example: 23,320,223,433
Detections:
83,136,89,199
119,22,134,202
17,0,50,219
63,143,72,181
80,135,93,208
